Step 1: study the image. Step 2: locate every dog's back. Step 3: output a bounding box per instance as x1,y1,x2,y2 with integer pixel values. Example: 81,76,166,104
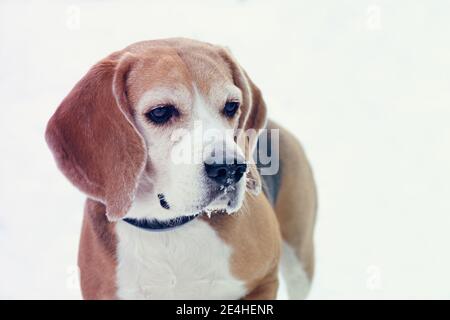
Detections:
257,120,317,299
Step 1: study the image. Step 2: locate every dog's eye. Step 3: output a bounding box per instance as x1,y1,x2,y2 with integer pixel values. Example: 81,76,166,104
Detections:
223,101,240,118
145,105,177,124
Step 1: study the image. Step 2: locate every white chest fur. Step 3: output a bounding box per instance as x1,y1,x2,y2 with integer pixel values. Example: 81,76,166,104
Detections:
115,219,247,299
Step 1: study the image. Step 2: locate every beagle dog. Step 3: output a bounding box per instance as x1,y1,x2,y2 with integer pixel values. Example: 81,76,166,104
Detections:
45,38,317,300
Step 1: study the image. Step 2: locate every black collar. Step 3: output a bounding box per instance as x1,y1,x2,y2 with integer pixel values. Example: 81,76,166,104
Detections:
123,214,199,232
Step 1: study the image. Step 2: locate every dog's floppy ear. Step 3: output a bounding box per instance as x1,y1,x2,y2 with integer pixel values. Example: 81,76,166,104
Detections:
218,48,268,195
45,52,146,221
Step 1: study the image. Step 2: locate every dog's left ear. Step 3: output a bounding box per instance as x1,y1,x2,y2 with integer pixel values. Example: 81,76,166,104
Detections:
218,48,268,195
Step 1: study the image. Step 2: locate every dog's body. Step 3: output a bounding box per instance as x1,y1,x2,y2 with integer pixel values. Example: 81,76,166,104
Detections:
46,38,316,299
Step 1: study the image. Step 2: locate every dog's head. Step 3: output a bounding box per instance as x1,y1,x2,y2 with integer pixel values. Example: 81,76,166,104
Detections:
46,38,267,221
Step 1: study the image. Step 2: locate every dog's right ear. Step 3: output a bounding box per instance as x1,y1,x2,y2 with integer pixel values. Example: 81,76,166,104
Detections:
217,47,268,196
45,52,147,221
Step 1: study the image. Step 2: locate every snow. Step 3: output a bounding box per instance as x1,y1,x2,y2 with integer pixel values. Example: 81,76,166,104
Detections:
1,0,450,299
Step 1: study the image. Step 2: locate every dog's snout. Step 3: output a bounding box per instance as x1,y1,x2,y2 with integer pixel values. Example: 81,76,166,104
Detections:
204,161,247,185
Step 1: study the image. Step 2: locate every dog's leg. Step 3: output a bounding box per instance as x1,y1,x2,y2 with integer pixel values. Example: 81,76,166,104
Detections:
242,273,279,300
280,241,312,299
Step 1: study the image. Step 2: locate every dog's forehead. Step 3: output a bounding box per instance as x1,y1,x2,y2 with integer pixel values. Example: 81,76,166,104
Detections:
126,40,234,107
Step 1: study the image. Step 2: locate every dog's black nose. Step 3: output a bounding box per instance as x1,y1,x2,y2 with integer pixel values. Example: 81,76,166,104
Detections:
204,162,247,185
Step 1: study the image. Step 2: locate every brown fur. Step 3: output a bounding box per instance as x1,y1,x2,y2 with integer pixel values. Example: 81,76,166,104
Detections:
205,193,281,299
78,199,118,299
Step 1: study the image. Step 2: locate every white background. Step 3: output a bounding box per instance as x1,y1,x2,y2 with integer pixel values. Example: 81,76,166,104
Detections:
1,0,449,299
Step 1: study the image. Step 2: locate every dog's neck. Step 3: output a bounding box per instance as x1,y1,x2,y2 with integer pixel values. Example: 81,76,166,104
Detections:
122,214,199,231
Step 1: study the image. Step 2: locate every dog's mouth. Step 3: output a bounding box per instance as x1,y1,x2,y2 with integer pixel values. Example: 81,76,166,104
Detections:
157,183,244,218
199,183,244,217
